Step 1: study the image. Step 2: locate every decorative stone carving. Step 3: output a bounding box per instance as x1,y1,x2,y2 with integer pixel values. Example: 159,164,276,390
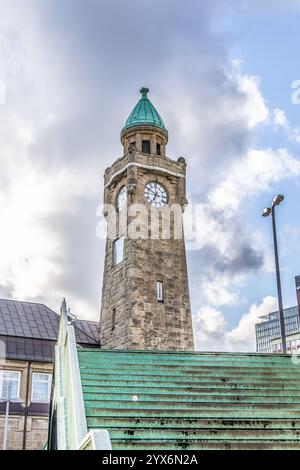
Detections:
177,156,187,166
129,143,136,152
127,166,137,195
127,183,137,195
180,195,189,212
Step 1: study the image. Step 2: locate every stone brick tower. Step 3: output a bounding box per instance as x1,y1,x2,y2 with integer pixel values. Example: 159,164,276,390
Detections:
99,88,194,351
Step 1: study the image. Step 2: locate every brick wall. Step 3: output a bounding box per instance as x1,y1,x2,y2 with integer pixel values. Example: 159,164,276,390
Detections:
0,415,48,450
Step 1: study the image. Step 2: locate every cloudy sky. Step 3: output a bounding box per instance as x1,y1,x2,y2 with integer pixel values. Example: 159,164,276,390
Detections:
0,0,300,352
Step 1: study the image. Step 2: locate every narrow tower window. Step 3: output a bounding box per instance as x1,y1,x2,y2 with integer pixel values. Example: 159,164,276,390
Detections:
111,308,116,331
113,236,124,265
142,140,151,154
156,143,161,156
157,281,164,303
117,186,127,212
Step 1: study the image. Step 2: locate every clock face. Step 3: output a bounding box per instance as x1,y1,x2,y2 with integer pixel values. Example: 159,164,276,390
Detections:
144,182,168,207
117,186,127,211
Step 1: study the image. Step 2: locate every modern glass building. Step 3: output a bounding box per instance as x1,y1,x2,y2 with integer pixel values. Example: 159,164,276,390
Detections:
255,305,300,353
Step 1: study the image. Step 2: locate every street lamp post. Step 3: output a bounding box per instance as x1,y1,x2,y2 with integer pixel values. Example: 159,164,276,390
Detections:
3,399,9,450
262,194,286,354
0,398,24,450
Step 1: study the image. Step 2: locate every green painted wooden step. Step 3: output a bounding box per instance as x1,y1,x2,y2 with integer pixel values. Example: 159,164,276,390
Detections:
107,427,300,440
79,349,294,360
82,392,300,404
81,378,300,390
86,417,300,430
85,407,300,419
79,374,300,387
79,358,300,369
79,371,300,383
110,440,300,450
82,384,300,397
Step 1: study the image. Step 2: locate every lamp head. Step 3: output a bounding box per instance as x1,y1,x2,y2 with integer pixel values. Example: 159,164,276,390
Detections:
272,194,284,207
262,207,272,217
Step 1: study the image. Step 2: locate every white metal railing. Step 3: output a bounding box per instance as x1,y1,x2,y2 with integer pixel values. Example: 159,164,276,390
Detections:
52,299,112,450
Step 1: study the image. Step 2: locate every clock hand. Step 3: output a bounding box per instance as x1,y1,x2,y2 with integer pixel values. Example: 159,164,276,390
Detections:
148,188,157,196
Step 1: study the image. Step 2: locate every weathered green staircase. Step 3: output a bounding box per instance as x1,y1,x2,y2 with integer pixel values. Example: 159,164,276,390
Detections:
78,349,300,450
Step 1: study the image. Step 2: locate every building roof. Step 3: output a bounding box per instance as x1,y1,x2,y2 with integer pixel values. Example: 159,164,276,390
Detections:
77,348,300,450
0,298,100,361
0,299,59,340
258,305,298,321
122,88,168,136
72,319,100,345
0,335,55,362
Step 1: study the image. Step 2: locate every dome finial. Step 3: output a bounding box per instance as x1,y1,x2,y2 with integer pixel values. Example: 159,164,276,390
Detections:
140,87,149,97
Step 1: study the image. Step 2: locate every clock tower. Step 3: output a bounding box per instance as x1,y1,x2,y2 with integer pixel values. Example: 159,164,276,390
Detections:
99,88,194,351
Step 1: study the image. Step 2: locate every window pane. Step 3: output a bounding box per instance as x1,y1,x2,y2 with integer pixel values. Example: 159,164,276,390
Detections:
1,371,20,400
114,237,124,265
32,373,51,402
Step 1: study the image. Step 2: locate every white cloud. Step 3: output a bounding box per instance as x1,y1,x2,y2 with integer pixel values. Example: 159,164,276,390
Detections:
284,223,300,239
193,306,227,351
245,0,300,10
236,74,269,128
0,105,98,310
209,148,300,214
290,127,300,143
0,156,95,302
185,142,300,318
271,108,300,143
200,273,239,307
272,108,289,128
194,295,278,352
225,295,278,351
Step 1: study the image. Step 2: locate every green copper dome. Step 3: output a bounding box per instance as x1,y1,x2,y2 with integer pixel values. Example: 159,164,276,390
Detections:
122,87,168,135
